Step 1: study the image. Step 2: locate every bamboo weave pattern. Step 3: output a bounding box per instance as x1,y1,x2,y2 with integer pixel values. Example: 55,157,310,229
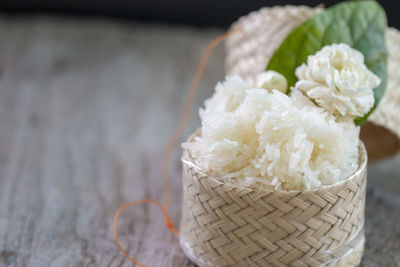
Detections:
225,5,400,140
180,142,367,266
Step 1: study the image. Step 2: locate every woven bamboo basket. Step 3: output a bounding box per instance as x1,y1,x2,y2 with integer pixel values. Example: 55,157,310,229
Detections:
178,6,399,266
180,132,367,266
225,5,400,161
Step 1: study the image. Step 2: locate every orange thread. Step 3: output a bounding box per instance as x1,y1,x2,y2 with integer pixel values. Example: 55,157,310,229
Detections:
113,199,179,267
113,29,239,266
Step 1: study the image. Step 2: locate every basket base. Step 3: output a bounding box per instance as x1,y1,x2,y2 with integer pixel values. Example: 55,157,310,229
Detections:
180,235,209,267
180,235,364,267
327,237,365,267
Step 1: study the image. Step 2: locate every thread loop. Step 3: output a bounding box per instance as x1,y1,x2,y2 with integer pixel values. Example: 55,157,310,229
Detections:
113,29,238,266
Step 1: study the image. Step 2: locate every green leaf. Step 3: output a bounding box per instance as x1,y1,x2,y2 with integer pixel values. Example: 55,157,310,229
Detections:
266,1,387,125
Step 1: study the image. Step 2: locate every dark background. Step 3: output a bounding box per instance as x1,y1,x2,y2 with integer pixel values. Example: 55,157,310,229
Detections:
0,0,398,28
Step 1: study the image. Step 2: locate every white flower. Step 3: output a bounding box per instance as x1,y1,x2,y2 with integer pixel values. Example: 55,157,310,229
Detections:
183,75,360,191
255,71,288,93
295,43,381,119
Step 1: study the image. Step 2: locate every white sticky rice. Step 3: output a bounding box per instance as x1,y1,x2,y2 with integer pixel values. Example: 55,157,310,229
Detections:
183,75,360,191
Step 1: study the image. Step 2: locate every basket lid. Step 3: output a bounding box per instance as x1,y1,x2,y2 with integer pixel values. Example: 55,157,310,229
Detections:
225,5,400,144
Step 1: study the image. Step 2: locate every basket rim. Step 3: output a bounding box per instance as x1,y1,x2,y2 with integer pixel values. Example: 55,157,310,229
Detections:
229,4,323,31
182,129,367,194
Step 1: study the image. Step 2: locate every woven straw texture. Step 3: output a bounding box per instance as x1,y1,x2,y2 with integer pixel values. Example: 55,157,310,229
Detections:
225,5,400,140
180,136,367,267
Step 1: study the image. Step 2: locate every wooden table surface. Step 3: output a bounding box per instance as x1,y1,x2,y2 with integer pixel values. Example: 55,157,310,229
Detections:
0,15,399,267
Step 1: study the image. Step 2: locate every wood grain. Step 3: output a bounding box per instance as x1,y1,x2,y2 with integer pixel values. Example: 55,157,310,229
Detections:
0,15,398,267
